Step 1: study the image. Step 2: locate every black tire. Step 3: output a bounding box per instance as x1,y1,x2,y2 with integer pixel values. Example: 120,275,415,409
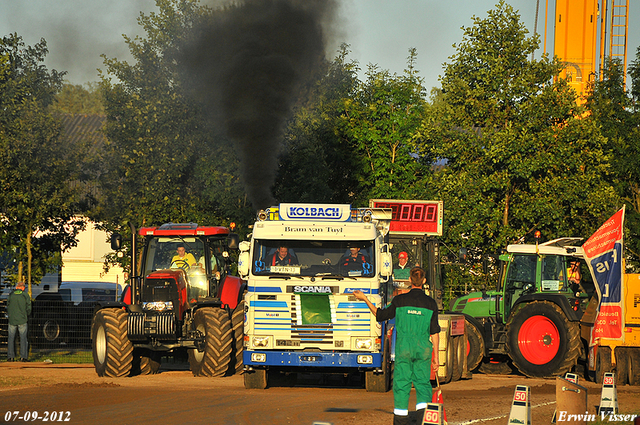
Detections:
614,347,629,386
365,342,391,392
443,336,454,383
91,309,133,377
451,335,464,382
231,300,245,374
627,348,640,386
133,349,162,375
478,357,513,375
244,368,268,389
505,301,580,378
595,346,612,384
42,315,62,343
465,319,485,372
188,307,232,377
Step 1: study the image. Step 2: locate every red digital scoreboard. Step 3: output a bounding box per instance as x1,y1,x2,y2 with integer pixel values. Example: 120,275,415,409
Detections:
369,199,443,236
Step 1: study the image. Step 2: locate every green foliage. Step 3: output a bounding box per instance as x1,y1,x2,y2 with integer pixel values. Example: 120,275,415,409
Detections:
0,34,85,286
50,82,105,115
274,44,360,204
587,57,640,266
427,1,619,266
93,0,253,273
337,48,434,206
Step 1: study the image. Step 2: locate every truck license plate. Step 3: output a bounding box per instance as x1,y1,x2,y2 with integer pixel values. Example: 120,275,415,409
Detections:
300,355,321,362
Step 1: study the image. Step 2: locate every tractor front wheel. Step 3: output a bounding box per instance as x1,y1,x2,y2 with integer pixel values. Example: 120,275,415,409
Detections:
188,307,233,377
506,301,580,378
92,309,133,377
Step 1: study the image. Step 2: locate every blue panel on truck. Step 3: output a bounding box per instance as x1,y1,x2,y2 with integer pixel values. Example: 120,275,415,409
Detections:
244,351,382,368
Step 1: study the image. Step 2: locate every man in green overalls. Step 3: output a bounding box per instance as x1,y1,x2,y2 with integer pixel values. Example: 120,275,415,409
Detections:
354,266,440,425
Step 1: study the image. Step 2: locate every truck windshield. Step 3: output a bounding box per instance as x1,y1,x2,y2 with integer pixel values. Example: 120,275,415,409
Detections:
252,239,375,278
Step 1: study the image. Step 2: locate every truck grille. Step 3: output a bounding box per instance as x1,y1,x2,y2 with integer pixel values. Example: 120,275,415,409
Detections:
290,295,334,345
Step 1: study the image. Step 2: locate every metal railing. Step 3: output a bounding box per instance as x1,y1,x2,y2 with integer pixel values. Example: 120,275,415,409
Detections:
0,299,93,363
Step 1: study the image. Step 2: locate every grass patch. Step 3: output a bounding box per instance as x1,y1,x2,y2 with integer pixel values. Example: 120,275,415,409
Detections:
28,350,93,364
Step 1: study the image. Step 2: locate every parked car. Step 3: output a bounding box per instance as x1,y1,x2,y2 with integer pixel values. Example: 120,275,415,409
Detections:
33,282,124,349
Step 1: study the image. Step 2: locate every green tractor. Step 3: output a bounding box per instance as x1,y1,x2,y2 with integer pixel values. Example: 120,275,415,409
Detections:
450,237,597,378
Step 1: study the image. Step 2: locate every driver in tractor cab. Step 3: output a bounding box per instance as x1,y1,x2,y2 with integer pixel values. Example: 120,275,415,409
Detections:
171,243,197,270
566,260,582,293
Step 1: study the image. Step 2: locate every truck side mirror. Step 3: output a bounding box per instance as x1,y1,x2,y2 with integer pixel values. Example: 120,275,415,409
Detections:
380,252,392,278
111,234,123,250
238,251,250,278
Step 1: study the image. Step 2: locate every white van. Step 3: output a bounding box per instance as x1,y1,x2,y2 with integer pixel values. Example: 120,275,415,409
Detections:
58,281,124,305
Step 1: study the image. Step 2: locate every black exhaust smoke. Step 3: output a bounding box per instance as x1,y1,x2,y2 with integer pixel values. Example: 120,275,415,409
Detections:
179,0,336,210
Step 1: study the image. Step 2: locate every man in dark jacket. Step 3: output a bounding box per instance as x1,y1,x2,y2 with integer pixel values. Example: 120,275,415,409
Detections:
7,281,32,361
354,267,440,425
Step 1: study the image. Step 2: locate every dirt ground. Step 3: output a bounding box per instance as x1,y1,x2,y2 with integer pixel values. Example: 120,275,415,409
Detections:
1,362,639,425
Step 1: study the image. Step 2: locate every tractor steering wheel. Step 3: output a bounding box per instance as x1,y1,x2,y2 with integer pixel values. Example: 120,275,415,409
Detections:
171,259,191,271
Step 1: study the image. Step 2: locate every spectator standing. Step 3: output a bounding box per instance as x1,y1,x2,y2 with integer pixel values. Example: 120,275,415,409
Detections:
7,281,32,362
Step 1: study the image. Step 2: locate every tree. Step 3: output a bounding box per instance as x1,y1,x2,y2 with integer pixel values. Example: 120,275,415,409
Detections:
0,34,85,291
337,48,434,206
94,0,253,272
274,44,361,204
428,1,618,259
587,56,640,265
50,82,105,115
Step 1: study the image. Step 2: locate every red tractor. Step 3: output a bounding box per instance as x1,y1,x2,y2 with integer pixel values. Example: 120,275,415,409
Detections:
91,222,245,377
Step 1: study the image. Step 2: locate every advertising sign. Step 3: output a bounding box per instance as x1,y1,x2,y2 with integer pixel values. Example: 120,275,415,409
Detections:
583,207,625,343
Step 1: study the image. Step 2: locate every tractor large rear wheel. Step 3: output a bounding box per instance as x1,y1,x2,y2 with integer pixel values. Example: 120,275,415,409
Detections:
188,307,232,377
506,301,580,378
92,309,133,377
133,348,162,375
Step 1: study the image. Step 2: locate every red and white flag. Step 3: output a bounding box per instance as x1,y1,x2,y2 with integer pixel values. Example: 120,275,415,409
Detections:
582,207,625,344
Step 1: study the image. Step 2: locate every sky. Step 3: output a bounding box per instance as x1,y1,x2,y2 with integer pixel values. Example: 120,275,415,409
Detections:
1,0,639,92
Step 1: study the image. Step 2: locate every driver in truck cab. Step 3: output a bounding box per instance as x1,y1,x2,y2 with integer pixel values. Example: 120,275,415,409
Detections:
171,244,197,269
270,245,298,266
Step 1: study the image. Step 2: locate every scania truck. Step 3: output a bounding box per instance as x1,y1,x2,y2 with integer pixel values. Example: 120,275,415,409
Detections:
239,202,469,390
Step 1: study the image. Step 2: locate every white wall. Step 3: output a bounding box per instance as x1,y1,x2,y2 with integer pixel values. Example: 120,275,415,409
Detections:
62,217,125,284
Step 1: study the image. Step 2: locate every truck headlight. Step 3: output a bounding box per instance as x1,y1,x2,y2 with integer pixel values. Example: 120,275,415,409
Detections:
354,338,373,350
252,336,271,348
142,301,173,311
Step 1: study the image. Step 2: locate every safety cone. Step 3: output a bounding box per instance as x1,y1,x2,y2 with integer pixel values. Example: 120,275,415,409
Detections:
507,385,531,425
422,403,444,425
597,372,618,415
430,373,448,425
